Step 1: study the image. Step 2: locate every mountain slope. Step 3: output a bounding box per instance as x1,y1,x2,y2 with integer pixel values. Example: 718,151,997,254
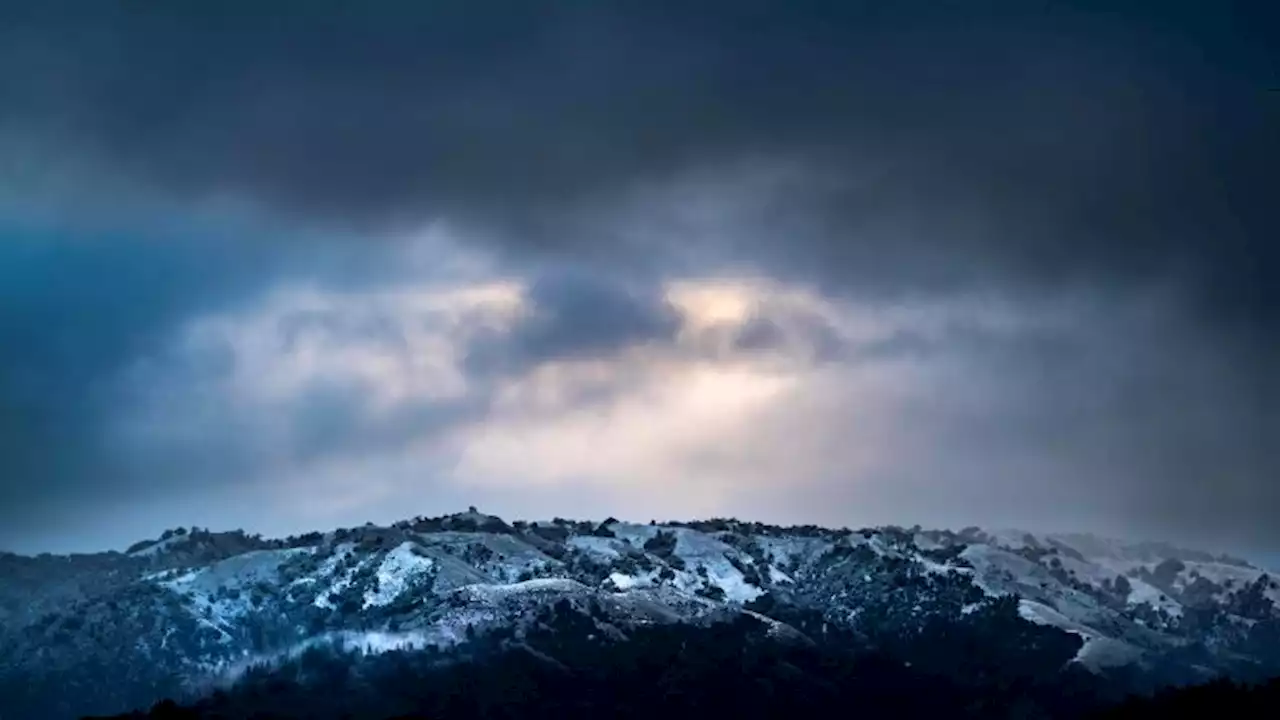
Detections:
2,512,1278,718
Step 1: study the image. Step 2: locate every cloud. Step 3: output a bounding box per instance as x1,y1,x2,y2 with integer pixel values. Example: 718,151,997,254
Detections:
0,2,1273,555
0,223,502,546
465,267,682,376
0,226,289,532
3,2,1273,376
22,270,678,538
2,3,1273,316
1,256,1274,556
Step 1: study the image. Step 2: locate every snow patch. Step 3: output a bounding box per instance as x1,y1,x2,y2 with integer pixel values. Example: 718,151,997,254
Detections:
459,577,589,602
918,556,964,576
768,565,794,585
1017,599,1097,642
607,522,664,549
314,546,369,610
568,536,624,559
1073,636,1145,669
1126,577,1183,618
363,542,436,609
202,629,458,688
608,570,658,591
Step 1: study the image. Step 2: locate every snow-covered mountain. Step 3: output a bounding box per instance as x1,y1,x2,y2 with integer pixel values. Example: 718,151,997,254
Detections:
2,511,1278,718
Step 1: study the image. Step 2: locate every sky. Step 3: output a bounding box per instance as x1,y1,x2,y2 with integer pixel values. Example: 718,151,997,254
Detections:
0,1,1275,557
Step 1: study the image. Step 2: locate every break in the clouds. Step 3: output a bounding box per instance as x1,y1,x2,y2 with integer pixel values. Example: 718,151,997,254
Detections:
0,1,1274,556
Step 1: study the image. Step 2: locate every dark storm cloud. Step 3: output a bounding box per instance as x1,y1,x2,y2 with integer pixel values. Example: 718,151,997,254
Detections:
466,267,682,376
730,317,796,356
0,230,277,532
2,1,1272,303
729,310,847,364
921,310,1275,554
0,0,1275,551
0,224,425,546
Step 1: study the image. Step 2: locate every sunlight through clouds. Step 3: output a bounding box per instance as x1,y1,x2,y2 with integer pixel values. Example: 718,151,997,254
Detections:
107,249,1103,536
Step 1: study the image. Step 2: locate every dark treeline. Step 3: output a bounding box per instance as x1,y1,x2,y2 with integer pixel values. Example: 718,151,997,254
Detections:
1096,677,1280,718
86,598,1279,720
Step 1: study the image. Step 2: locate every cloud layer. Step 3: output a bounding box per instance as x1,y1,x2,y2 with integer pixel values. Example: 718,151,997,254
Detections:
0,1,1274,556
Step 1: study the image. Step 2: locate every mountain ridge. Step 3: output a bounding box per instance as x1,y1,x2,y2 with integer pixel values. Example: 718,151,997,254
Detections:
4,510,1279,718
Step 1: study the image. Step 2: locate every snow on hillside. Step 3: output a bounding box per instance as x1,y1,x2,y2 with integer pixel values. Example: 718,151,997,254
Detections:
205,628,451,689
11,509,1280,720
1126,577,1182,617
456,577,588,603
668,528,765,602
756,535,834,567
1018,599,1095,640
1031,532,1280,609
364,542,436,609
160,548,313,632
608,569,658,590
144,521,1272,657
415,531,558,584
314,546,370,610
568,535,625,559
603,521,660,547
